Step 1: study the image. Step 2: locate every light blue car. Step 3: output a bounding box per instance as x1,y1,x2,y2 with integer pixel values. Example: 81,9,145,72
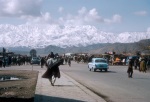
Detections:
30,57,41,65
88,58,109,72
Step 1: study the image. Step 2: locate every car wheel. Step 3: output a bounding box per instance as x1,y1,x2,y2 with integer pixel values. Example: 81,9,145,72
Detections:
105,69,108,72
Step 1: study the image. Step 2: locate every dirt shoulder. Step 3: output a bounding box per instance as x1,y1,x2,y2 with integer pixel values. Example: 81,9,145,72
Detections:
0,70,38,102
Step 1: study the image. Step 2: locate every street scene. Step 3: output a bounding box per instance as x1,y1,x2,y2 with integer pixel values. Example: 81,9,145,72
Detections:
0,55,150,102
0,0,150,102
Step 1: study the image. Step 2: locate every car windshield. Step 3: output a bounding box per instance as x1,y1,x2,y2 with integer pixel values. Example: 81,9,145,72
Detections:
95,59,106,63
32,57,40,60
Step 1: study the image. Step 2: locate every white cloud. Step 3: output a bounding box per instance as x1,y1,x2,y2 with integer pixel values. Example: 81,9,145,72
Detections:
61,7,112,25
104,14,122,24
134,11,147,16
86,8,103,23
0,0,42,17
23,12,52,24
77,7,121,25
78,7,87,15
0,1,122,27
56,7,122,26
58,7,64,13
43,12,51,22
112,14,122,23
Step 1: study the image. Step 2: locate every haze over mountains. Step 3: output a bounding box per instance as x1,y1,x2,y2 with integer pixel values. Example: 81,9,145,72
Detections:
0,24,150,48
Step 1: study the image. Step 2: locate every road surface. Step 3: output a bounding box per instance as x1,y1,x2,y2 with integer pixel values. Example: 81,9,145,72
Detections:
60,61,150,102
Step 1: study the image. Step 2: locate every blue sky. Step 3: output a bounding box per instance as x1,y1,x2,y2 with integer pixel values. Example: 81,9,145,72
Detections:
0,0,149,33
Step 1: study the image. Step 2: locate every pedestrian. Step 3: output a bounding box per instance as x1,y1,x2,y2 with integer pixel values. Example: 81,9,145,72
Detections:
42,55,61,86
48,52,55,58
41,57,45,68
134,58,139,70
127,59,133,78
65,57,67,64
68,57,71,67
140,58,146,73
122,58,126,65
146,59,150,70
3,58,6,68
0,58,2,67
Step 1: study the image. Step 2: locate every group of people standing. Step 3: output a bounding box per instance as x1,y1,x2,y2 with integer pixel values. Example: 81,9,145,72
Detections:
40,52,72,68
0,56,31,68
127,57,148,78
63,56,71,66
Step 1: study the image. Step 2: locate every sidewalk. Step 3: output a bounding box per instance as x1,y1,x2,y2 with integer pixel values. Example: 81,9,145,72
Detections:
34,70,106,102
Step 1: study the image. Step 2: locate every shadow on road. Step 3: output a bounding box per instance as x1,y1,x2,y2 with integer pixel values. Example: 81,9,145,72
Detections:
34,94,85,102
53,85,74,87
134,77,150,80
0,97,34,102
94,71,117,73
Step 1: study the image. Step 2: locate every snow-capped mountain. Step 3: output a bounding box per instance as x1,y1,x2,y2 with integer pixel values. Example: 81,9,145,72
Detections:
0,24,150,48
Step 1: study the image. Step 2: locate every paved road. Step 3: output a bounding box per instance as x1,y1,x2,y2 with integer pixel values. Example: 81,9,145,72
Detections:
60,61,150,102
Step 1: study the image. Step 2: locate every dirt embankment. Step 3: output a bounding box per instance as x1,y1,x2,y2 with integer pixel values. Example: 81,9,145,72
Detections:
0,70,38,102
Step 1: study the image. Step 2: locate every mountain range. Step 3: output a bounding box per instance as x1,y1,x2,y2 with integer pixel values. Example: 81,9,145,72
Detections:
0,24,150,48
0,39,150,56
0,24,150,55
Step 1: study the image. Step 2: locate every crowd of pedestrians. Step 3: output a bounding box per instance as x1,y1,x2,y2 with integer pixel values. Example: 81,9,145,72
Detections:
0,55,31,68
127,57,149,78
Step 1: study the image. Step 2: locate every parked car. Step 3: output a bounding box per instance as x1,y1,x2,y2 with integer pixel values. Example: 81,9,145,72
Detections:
30,57,41,65
88,58,109,72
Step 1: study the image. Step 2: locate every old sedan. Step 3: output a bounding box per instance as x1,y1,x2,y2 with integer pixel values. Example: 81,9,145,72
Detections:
30,57,41,65
88,58,109,72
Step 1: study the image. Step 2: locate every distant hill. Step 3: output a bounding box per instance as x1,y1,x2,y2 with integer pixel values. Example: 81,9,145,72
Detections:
1,39,150,55
35,39,150,55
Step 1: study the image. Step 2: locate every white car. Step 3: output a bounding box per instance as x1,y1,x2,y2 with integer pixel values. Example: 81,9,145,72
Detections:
88,58,109,72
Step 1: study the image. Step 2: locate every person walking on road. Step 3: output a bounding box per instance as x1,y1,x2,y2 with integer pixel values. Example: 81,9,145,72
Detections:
41,57,45,68
134,58,139,70
42,55,61,86
140,58,147,73
127,59,133,78
3,58,6,68
68,57,71,67
48,52,55,58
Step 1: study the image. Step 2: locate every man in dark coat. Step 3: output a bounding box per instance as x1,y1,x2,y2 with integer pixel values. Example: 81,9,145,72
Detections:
0,58,2,67
41,57,45,68
48,52,55,58
127,59,133,78
42,58,62,86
